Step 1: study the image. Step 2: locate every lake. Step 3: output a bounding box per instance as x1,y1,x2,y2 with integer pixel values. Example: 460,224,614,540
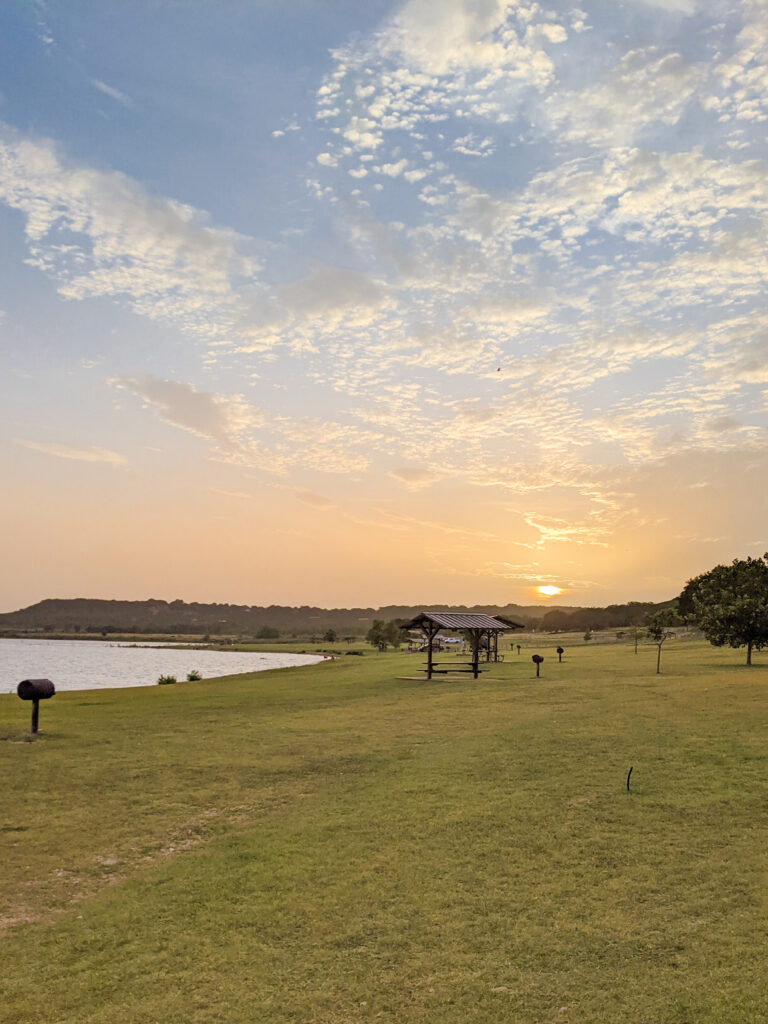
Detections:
0,638,324,693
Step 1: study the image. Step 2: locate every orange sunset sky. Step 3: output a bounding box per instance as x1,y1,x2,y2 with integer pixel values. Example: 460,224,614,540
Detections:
1,0,767,612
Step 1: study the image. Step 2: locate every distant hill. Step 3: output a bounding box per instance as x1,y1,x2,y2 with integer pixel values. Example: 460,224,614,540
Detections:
0,596,675,637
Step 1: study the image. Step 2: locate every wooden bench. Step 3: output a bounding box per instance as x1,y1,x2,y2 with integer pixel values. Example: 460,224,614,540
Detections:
422,662,484,675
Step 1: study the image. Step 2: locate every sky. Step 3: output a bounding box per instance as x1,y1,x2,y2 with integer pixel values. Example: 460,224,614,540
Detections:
0,0,767,613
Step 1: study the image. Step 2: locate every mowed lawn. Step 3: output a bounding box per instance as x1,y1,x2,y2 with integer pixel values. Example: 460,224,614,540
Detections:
1,641,767,1023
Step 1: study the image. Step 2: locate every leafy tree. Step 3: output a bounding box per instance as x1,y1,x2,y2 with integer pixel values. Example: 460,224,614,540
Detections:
681,555,768,665
256,625,280,639
366,619,403,650
629,626,644,655
541,609,572,632
646,610,676,674
366,619,386,648
323,628,338,643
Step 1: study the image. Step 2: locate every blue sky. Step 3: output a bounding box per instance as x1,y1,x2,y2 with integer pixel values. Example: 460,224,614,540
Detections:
0,0,766,610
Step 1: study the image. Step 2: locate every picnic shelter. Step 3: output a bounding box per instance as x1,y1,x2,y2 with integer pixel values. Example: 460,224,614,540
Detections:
401,611,524,679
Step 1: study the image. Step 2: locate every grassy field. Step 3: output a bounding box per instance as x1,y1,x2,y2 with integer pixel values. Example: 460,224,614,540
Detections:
1,639,766,1023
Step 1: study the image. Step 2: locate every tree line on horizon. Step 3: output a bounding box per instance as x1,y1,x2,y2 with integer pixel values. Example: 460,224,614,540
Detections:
0,595,673,638
2,554,766,665
536,600,676,634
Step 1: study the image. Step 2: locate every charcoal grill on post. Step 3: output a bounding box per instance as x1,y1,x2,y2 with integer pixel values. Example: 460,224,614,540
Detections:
17,679,55,733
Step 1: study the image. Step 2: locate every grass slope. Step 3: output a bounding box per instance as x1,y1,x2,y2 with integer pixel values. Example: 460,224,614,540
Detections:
1,642,767,1023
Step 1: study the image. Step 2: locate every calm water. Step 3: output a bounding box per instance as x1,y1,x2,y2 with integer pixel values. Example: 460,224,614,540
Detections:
0,638,323,693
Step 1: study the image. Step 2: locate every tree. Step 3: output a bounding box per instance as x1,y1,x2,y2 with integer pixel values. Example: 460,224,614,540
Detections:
366,619,403,650
366,619,385,649
681,555,768,665
646,610,676,674
541,609,572,632
323,628,338,643
629,626,644,655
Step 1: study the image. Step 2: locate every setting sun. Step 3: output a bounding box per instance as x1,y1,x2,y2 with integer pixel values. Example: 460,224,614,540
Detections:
537,585,561,597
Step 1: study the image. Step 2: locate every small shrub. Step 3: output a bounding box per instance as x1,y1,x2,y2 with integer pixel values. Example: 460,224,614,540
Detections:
157,674,177,685
186,669,203,681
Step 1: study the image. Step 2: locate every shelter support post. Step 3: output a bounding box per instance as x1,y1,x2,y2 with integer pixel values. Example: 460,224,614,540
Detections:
468,629,482,679
423,621,442,680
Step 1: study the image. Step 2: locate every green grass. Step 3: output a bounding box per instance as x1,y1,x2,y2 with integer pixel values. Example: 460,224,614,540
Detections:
1,640,767,1023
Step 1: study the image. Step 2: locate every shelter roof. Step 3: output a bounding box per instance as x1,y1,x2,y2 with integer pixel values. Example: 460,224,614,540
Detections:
402,612,522,632
493,615,527,630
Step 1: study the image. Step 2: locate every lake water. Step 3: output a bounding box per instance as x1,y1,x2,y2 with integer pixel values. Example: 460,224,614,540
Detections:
0,638,324,693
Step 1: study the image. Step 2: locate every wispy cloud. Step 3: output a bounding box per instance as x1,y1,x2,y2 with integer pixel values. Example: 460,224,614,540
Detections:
90,79,132,107
0,124,258,345
16,440,126,465
389,466,441,489
110,374,381,475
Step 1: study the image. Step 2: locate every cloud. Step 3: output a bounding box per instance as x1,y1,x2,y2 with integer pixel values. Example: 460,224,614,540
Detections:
0,124,257,344
546,48,704,147
109,375,261,444
277,265,383,316
390,466,441,488
16,440,126,465
239,263,388,352
706,1,768,125
452,133,495,157
379,159,409,177
311,0,568,181
703,322,768,384
110,374,380,476
643,0,697,9
209,488,253,499
296,491,336,509
520,511,610,548
379,0,559,80
371,507,498,541
479,560,600,589
90,79,132,107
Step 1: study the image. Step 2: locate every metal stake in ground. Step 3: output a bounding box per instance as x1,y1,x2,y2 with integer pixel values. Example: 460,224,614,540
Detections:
17,679,56,734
